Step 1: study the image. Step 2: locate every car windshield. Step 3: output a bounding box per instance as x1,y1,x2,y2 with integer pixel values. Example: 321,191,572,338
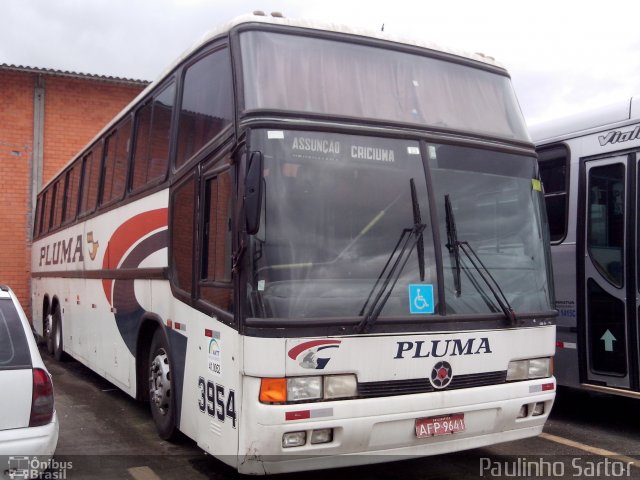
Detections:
246,130,554,320
0,296,32,369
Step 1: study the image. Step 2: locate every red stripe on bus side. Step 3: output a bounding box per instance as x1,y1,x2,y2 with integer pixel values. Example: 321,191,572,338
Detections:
101,208,168,305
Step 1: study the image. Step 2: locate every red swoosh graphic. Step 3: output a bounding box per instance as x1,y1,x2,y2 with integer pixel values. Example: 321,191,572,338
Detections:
288,340,341,360
102,208,168,305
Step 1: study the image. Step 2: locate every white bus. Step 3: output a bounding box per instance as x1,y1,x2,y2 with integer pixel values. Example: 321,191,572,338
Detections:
532,95,640,398
31,13,556,474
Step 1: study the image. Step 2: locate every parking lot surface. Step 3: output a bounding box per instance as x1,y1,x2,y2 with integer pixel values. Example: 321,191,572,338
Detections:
43,351,640,479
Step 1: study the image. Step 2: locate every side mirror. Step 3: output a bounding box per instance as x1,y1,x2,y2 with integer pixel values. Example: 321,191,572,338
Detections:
244,151,264,235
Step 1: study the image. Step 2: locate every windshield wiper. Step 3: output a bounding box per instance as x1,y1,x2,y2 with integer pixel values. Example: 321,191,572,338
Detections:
444,195,517,324
412,179,426,282
357,179,426,333
444,194,461,296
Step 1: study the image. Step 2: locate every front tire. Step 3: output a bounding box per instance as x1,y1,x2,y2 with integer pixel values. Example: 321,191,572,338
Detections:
148,329,178,440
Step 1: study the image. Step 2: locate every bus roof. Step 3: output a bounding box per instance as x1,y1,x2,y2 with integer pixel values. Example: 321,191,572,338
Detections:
530,95,640,145
151,13,505,107
42,13,507,190
196,13,503,66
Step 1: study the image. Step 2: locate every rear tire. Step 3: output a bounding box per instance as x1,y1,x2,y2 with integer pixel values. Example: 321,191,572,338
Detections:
148,329,178,440
52,308,67,362
45,312,54,355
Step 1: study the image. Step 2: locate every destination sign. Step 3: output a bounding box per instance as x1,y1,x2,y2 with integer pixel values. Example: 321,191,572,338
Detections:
267,130,419,168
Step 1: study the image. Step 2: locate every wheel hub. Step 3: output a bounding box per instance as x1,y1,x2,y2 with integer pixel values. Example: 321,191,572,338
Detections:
149,350,171,415
45,314,53,338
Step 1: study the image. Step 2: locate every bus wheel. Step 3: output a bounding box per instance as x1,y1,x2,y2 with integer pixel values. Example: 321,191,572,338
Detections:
45,312,55,355
52,308,66,361
149,329,177,440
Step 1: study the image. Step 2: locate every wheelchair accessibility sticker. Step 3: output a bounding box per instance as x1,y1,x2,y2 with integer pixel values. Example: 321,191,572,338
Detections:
408,284,434,314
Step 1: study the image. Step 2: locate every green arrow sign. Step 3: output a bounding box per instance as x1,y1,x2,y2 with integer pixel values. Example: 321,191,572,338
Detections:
601,329,616,352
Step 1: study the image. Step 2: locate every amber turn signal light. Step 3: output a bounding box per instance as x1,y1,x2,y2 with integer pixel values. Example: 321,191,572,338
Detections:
260,378,287,403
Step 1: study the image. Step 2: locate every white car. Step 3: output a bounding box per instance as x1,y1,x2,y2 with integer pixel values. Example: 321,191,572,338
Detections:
0,285,58,479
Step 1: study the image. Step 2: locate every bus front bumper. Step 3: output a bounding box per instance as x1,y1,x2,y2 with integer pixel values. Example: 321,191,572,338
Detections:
237,377,555,474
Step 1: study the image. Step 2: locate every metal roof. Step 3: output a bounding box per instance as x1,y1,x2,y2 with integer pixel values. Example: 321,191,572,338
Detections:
0,63,149,85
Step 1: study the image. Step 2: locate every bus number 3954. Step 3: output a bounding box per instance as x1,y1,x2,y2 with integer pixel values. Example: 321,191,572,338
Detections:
198,377,237,428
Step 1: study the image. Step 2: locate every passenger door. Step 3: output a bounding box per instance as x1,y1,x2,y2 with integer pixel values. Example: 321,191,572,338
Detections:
581,154,637,389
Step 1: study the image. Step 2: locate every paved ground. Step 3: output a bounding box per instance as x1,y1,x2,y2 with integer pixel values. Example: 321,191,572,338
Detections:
42,350,640,479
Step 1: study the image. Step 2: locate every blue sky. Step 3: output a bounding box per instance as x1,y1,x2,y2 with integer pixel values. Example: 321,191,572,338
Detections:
2,0,639,125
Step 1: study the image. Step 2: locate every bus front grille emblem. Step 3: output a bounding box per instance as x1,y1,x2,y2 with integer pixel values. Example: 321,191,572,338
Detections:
430,361,453,389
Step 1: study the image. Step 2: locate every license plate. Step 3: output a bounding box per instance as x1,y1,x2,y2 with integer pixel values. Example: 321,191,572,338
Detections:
415,413,465,438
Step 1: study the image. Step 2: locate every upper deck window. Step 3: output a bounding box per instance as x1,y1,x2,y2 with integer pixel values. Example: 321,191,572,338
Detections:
132,82,175,191
62,163,81,224
102,116,132,205
176,48,233,168
79,148,101,216
240,31,529,141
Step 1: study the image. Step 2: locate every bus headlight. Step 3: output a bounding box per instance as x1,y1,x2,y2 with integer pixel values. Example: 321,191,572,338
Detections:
287,376,322,401
324,374,357,399
528,358,552,379
506,358,551,381
260,374,358,403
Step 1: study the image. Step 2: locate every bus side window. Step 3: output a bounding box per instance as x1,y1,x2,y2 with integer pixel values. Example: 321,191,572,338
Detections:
175,47,233,169
537,145,569,242
102,116,131,205
170,173,196,296
33,196,42,238
62,163,81,224
132,82,175,192
79,148,102,216
49,180,62,231
38,190,49,237
199,168,233,312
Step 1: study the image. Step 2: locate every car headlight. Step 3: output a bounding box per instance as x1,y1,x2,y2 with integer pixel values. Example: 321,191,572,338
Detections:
506,358,552,381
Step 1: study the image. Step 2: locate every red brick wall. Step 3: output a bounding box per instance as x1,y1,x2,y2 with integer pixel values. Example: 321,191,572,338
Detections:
0,69,146,319
42,76,144,184
0,70,33,311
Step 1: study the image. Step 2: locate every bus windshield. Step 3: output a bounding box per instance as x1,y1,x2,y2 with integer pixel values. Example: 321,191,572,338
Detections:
247,130,553,320
248,130,435,319
428,144,553,316
239,31,529,141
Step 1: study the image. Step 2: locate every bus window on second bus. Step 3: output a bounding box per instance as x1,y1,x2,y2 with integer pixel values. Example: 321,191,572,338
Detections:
587,163,625,287
538,146,569,242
